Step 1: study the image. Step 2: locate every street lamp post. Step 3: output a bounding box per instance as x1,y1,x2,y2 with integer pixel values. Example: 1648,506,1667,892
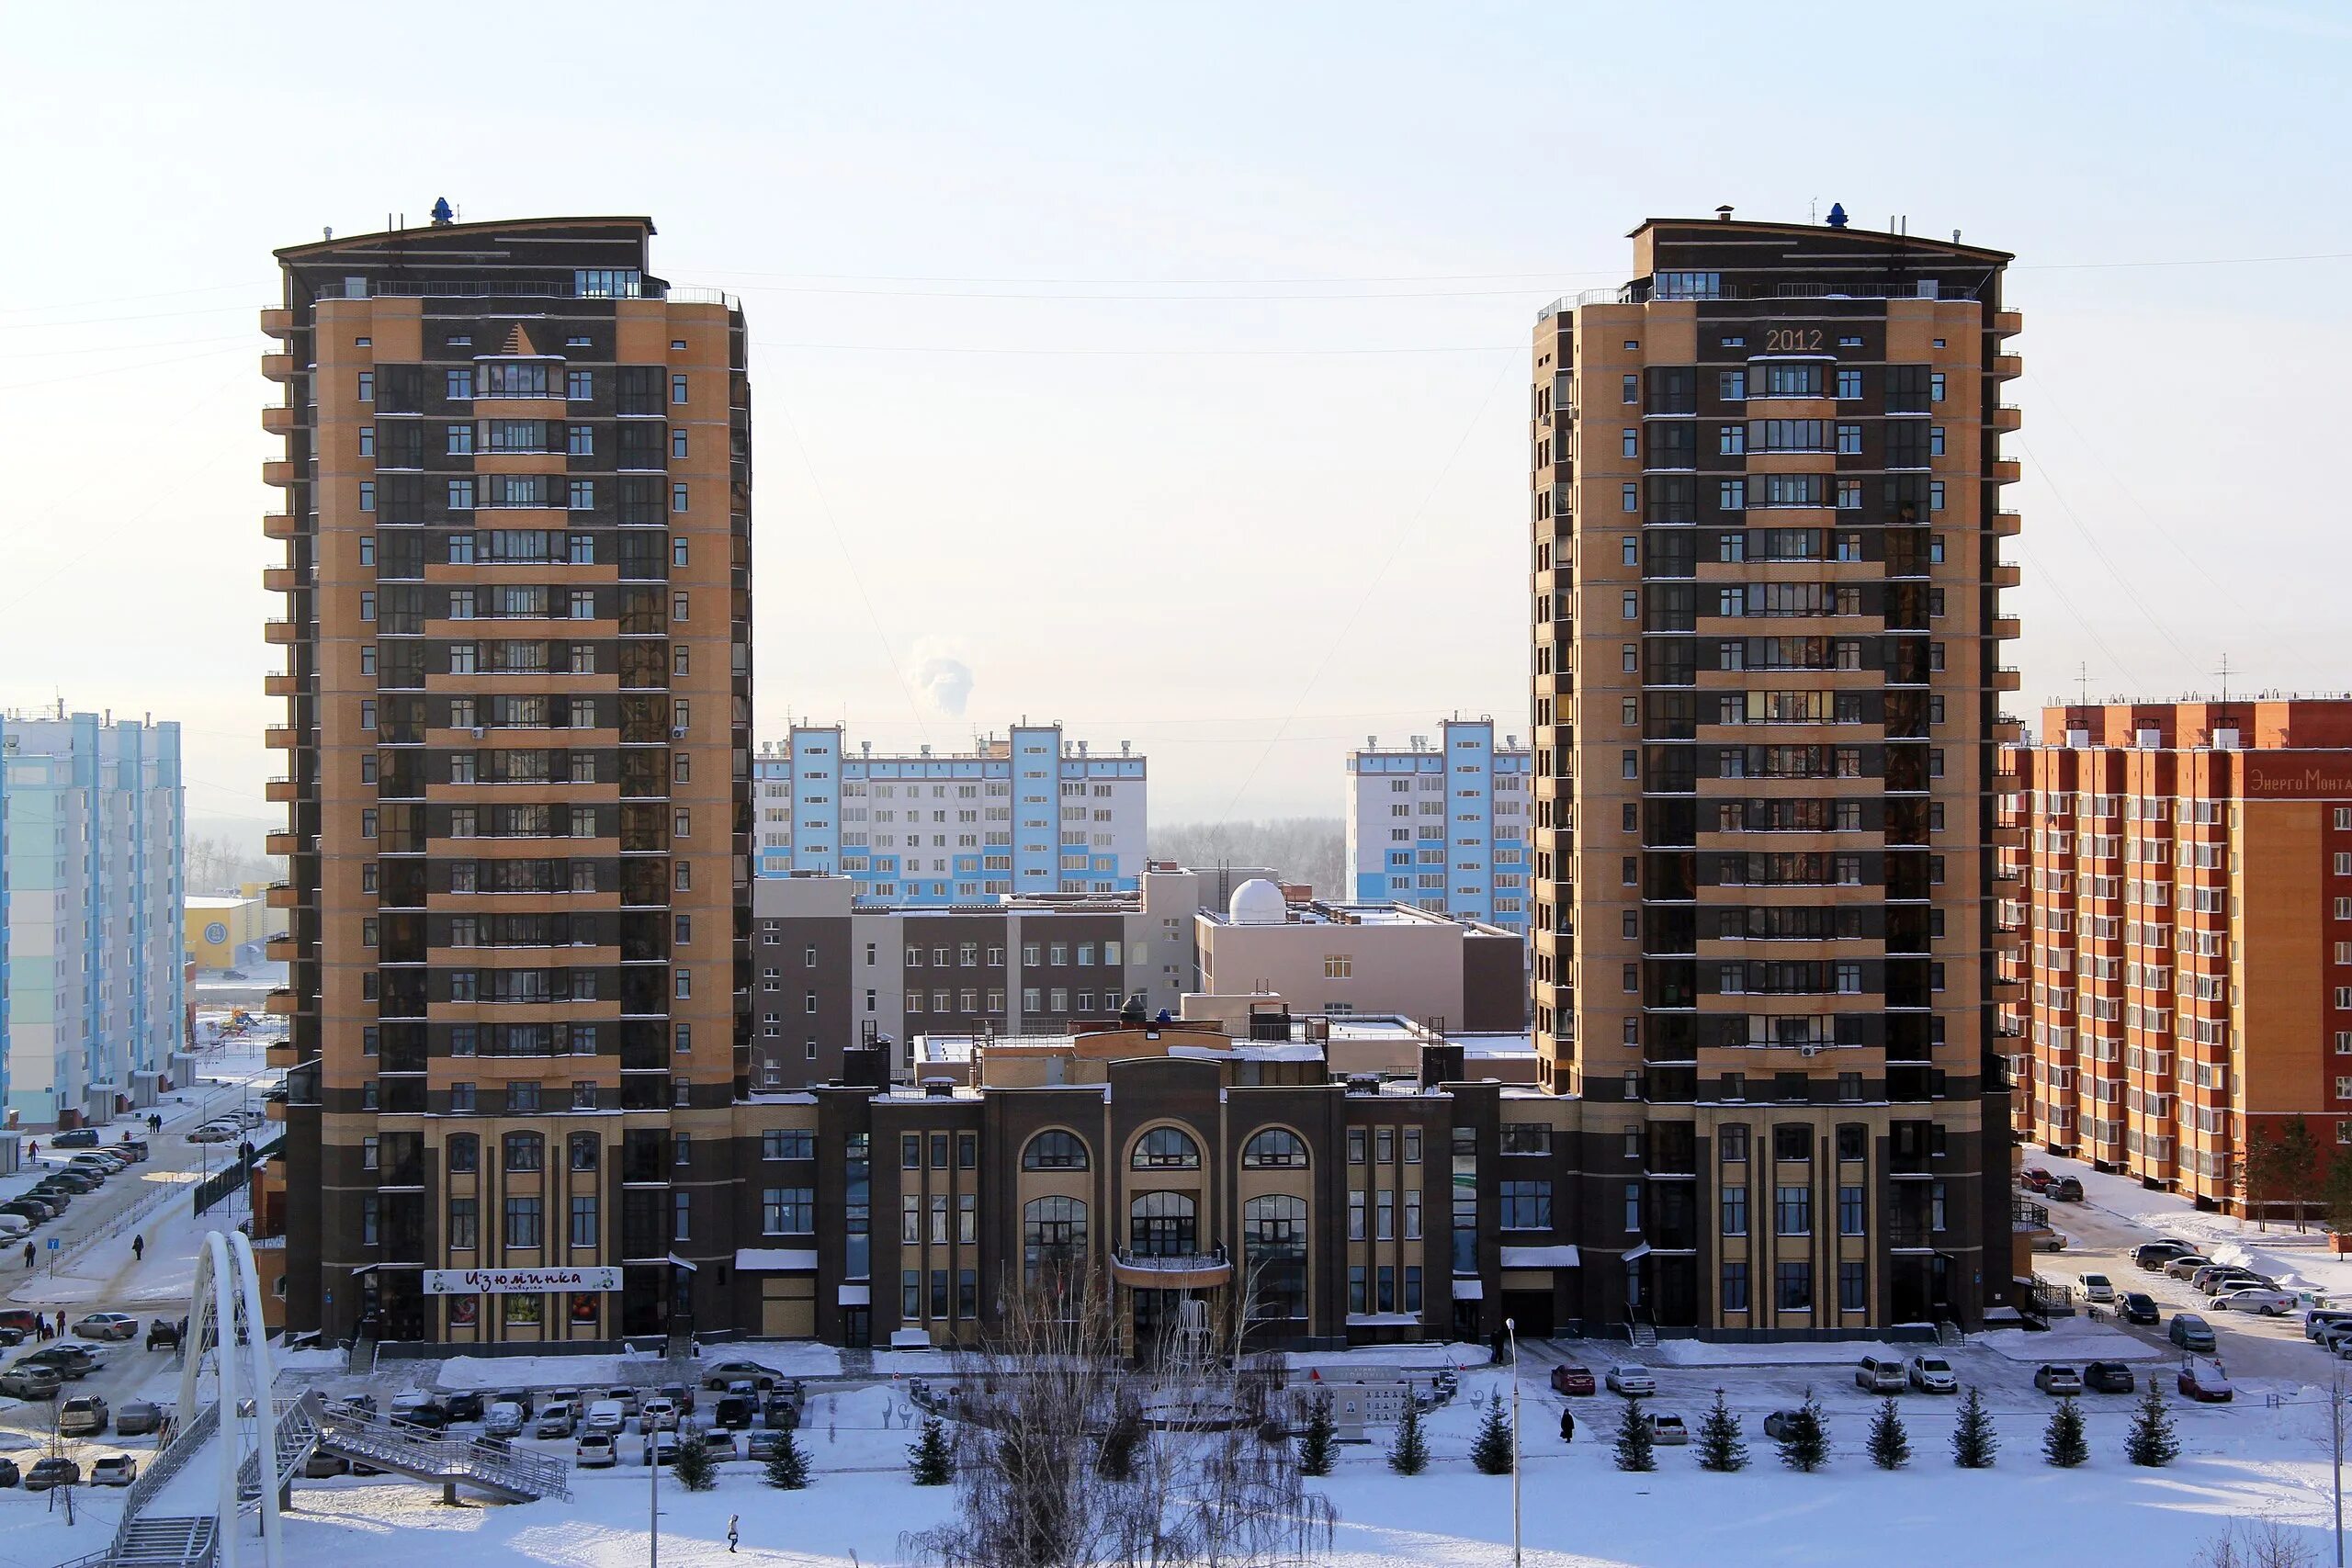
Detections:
1505,1316,1521,1568
2334,1357,2344,1568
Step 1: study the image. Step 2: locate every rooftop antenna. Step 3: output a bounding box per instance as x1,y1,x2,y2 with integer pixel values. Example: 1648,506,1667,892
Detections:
2216,652,2233,705
2075,661,2091,707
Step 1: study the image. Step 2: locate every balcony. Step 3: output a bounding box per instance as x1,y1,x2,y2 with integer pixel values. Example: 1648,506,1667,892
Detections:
260,308,294,338
1994,615,2022,642
265,935,297,963
265,1097,288,1122
264,620,300,645
1994,309,2024,338
264,776,297,803
1992,823,2027,851
262,459,298,487
265,725,298,750
1992,509,2021,536
264,831,301,857
1992,561,2021,589
1109,1249,1234,1290
1994,976,2027,1003
264,883,297,910
1992,353,2022,380
264,988,299,1017
1991,457,2021,484
1993,404,2022,432
266,1041,301,1070
263,671,300,697
1995,666,2023,691
262,566,300,593
1992,925,2025,955
261,353,295,382
262,403,298,435
1995,715,2025,743
264,512,298,539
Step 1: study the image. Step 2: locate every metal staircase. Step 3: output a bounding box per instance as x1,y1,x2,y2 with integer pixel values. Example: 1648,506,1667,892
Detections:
312,1400,571,1502
107,1517,220,1568
1937,1320,1963,1348
235,1396,322,1502
1625,1307,1658,1348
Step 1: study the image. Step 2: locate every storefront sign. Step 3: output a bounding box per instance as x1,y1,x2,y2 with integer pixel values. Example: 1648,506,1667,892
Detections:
423,1267,622,1295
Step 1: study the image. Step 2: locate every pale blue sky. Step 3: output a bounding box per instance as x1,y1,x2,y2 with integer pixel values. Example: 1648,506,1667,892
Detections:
2,1,2346,831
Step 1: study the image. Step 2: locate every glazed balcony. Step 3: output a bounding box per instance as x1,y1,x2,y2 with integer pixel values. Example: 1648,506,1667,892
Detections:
262,403,298,435
263,671,300,697
261,352,295,382
1993,404,2022,432
1991,457,2021,484
262,458,299,487
1994,309,2024,338
1992,509,2021,536
264,512,298,539
1992,353,2022,380
264,777,297,803
264,620,300,645
1109,1249,1234,1290
260,308,295,338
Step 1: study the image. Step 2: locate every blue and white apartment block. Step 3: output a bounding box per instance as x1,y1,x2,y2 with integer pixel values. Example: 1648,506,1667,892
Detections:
0,711,186,1129
1344,716,1531,935
755,721,1147,905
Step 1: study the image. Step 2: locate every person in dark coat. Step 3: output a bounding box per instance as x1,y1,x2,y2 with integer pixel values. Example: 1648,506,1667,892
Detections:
1560,1407,1575,1443
19,1241,31,1271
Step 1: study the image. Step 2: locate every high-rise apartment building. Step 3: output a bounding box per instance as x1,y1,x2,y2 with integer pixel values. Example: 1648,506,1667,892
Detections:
1530,215,2023,1331
262,213,751,1344
0,711,185,1130
2010,700,2352,1213
754,721,1146,902
1343,717,1532,932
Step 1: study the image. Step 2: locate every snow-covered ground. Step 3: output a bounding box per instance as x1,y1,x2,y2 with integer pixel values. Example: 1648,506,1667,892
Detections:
2040,1150,2352,1304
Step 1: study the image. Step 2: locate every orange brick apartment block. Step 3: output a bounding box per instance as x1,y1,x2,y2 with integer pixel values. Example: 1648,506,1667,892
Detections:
2007,700,2352,1213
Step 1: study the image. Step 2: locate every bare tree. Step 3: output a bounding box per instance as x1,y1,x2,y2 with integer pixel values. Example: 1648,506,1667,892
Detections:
1152,819,1345,901
901,1265,1336,1568
2192,1517,2320,1568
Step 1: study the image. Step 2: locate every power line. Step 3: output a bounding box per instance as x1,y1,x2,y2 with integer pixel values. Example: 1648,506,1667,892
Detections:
747,340,1522,358
2016,438,2207,686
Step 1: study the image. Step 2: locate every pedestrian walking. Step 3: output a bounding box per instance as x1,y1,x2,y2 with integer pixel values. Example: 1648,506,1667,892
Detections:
55,1310,66,1337
26,1140,36,1159
1559,1407,1575,1444
132,1235,145,1263
727,1515,741,1553
19,1241,31,1270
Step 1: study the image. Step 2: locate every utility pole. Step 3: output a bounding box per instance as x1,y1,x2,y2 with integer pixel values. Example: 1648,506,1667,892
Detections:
1506,1316,1521,1568
2334,1357,2344,1568
650,1412,661,1568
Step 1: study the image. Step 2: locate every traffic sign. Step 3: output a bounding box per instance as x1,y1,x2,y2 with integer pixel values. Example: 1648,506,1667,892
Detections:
46,1238,58,1251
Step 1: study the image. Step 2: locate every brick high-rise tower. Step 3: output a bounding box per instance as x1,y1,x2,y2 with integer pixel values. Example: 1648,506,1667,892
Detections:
262,214,751,1344
1528,215,2023,1332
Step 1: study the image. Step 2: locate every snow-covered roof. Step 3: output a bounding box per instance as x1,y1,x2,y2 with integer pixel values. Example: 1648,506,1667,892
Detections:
1499,1245,1581,1269
735,1248,819,1271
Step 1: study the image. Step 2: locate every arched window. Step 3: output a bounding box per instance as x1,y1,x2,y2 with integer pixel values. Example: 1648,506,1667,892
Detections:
502,1132,542,1172
1131,1126,1202,1170
1129,1191,1198,1258
1023,1195,1088,1284
1243,1194,1308,1320
1021,1129,1091,1171
1241,1129,1308,1169
568,1133,599,1172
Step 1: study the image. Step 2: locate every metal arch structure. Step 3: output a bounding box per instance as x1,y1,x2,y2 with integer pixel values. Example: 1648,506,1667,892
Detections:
176,1229,284,1568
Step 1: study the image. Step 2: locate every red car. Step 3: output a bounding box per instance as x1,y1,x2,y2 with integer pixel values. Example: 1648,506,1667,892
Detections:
1549,1363,1596,1396
2021,1168,2054,1193
2177,1359,2233,1404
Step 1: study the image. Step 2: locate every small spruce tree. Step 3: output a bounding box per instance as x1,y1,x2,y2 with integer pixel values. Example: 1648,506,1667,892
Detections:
1612,1395,1657,1473
1387,1399,1430,1476
908,1414,953,1485
763,1426,812,1490
2042,1397,2089,1468
1867,1396,1912,1471
1951,1386,1999,1469
672,1431,718,1492
2126,1381,2180,1468
1777,1391,1829,1473
1096,1401,1146,1481
1471,1392,1515,1475
1298,1394,1336,1478
1695,1388,1747,1473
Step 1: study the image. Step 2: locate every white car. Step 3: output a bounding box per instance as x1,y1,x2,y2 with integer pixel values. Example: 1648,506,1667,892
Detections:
534,1401,577,1439
1645,1412,1690,1445
2213,1287,2297,1316
576,1432,617,1467
639,1397,679,1432
482,1401,526,1438
2077,1273,2116,1303
584,1399,627,1437
1605,1366,1657,1398
1908,1356,1958,1393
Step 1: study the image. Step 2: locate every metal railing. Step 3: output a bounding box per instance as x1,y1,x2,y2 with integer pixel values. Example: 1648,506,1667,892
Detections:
315,1401,571,1499
110,1401,221,1556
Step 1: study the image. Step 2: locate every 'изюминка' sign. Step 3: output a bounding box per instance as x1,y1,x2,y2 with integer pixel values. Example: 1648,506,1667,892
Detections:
422,1267,623,1295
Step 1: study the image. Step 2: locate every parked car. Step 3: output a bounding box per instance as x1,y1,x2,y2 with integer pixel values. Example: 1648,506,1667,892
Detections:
745,1430,787,1461
1909,1356,1959,1393
40,1172,97,1194
388,1391,449,1430
2216,1287,2299,1317
116,1401,164,1438
2049,1177,2086,1201
584,1400,628,1437
1645,1413,1690,1446
2021,1166,2054,1193
0,1215,31,1240
2307,1309,2352,1343
660,1382,696,1416
0,1458,18,1487
2178,1358,2234,1404
2077,1273,2117,1303
51,1128,100,1148
0,1366,62,1400
577,1432,618,1468
67,1154,122,1176
1855,1356,1908,1393
145,1318,183,1352
2134,1242,2193,1269
640,1397,680,1432
2166,1254,2217,1280
482,1402,526,1440
640,1430,681,1466
25,1458,80,1492
493,1388,535,1419
696,1430,738,1461
20,1346,97,1380
439,1390,486,1423
2084,1361,2137,1393
302,1452,352,1478
2170,1314,2218,1353
1605,1366,1657,1398
2119,1292,2162,1325
534,1401,578,1439
73,1313,139,1342
0,1309,44,1337
90,1455,138,1487
1762,1409,1807,1439
2,1199,58,1223
603,1387,643,1417
1549,1363,1596,1396
2190,1264,2256,1292
2033,1364,2085,1396
332,1393,378,1420
701,1361,777,1393
714,1388,757,1430
114,1140,149,1162
59,1394,111,1436
187,1122,241,1144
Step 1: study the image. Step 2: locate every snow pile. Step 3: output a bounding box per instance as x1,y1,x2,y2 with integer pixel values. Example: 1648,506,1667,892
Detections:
1977,1319,2165,1362
1646,1338,1909,1369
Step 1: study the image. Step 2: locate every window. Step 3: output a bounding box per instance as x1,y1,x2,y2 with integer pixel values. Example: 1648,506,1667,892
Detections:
1132,1126,1202,1169
1775,1185,1812,1235
1498,1179,1552,1230
1242,1128,1309,1168
569,1133,599,1172
570,1194,598,1248
1721,1186,1748,1235
1023,1195,1087,1284
763,1187,814,1235
1022,1129,1090,1169
1776,1260,1812,1312
447,1197,478,1251
1839,1185,1865,1235
1719,1124,1749,1162
503,1197,542,1249
1499,1122,1553,1155
1839,1260,1867,1313
503,1133,542,1172
1722,1260,1749,1313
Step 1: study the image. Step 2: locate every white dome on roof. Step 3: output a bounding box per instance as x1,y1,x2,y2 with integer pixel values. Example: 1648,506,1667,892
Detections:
1227,878,1287,926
